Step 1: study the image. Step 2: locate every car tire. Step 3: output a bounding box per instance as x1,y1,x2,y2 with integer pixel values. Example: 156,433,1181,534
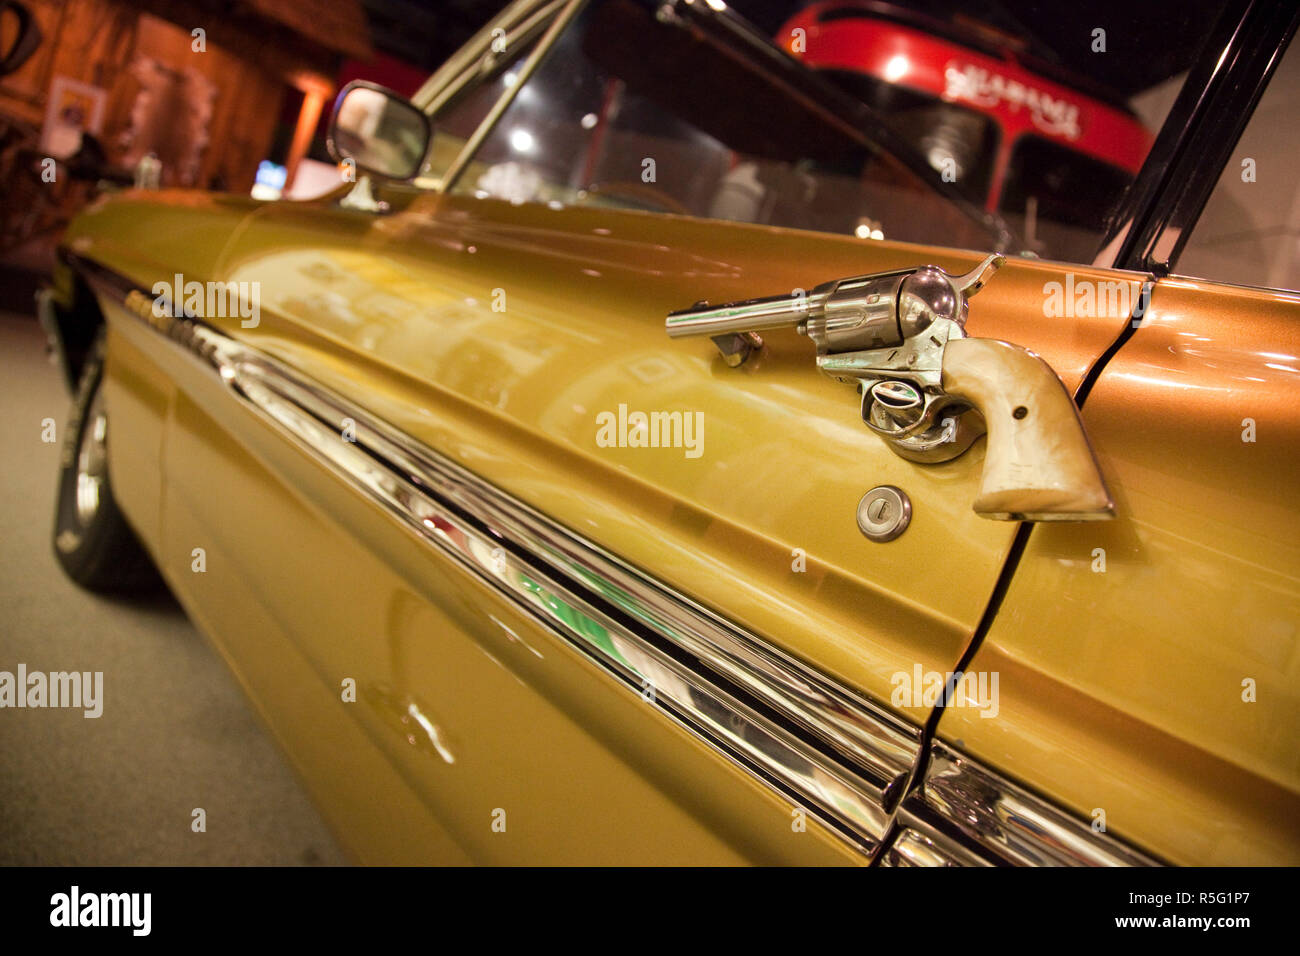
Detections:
52,328,162,592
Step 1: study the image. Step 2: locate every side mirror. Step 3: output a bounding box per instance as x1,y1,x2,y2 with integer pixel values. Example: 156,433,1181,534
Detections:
0,1,42,78
327,81,431,182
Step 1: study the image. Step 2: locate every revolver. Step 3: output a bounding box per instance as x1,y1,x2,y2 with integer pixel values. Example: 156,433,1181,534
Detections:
665,254,1113,521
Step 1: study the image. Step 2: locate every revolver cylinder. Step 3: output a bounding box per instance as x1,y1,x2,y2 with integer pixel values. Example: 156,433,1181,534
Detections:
802,265,971,354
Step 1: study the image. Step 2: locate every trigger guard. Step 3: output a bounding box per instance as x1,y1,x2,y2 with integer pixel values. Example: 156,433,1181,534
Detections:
867,402,985,463
860,385,946,440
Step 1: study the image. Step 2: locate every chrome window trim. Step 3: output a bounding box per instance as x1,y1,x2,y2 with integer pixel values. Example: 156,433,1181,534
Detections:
437,0,587,194
413,0,568,119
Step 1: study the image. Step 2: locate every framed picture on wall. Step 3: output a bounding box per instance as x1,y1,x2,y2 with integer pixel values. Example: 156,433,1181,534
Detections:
40,75,105,158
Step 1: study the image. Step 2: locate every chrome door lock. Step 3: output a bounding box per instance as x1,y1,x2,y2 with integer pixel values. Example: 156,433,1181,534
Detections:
857,485,912,542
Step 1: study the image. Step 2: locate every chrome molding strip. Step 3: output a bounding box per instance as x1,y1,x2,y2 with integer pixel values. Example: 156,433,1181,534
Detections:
896,741,1162,866
75,254,918,857
878,825,992,868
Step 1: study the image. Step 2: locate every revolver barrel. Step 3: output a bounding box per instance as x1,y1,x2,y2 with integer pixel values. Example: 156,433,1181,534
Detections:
665,269,916,354
664,289,829,339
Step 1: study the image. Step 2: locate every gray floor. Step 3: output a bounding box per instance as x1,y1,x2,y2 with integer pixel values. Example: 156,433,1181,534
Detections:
0,310,347,865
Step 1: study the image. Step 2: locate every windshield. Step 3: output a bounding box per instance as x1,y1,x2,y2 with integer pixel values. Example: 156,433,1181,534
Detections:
739,0,1225,262
450,0,1006,251
444,0,1226,263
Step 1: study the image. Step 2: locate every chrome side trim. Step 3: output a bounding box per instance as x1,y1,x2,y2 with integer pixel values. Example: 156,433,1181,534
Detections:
896,741,1162,866
878,825,992,868
75,254,919,858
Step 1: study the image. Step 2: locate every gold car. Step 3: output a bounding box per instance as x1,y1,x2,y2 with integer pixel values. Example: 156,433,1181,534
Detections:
38,0,1300,865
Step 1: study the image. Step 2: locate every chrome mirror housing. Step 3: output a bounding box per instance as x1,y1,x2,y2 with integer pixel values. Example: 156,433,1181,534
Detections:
327,81,431,182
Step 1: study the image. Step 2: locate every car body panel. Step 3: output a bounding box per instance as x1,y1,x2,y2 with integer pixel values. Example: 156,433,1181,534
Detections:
936,276,1300,865
68,189,1142,721
60,184,1148,862
158,363,856,864
73,192,258,548
98,312,171,547
79,233,864,865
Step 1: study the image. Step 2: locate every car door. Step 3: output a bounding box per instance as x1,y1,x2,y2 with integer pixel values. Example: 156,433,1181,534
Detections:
915,6,1300,867
151,0,1218,863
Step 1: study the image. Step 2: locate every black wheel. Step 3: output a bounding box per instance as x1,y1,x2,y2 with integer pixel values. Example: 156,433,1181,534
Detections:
52,329,161,592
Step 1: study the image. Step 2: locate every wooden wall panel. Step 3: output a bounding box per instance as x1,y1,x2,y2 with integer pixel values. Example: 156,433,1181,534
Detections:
2,0,327,193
